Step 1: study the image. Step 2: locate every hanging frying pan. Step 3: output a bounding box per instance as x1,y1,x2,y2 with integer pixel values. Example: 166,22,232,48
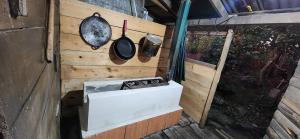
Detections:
113,20,136,60
79,12,112,50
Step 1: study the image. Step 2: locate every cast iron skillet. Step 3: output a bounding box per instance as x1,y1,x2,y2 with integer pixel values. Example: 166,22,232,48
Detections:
113,20,136,60
79,12,112,50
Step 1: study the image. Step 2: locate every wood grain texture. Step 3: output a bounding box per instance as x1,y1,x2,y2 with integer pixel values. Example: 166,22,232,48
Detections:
60,0,169,97
60,33,170,58
60,16,164,44
289,76,300,89
91,126,126,139
273,110,300,138
0,0,47,30
147,114,167,135
47,0,56,62
278,102,300,128
164,110,182,128
0,28,46,127
10,65,53,139
125,119,149,139
83,110,182,139
180,59,217,123
60,0,166,36
61,65,158,79
200,29,233,127
266,127,280,139
180,80,208,122
282,85,300,115
270,119,293,139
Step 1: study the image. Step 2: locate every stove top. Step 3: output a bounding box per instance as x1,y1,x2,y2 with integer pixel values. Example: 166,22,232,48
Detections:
121,78,169,90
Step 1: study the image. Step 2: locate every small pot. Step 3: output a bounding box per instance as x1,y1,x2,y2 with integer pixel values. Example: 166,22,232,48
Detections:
141,34,162,57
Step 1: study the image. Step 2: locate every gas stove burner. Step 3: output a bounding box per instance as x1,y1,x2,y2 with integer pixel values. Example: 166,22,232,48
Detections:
121,78,169,90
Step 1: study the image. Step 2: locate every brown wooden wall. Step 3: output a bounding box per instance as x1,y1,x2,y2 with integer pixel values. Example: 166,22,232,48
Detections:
60,0,171,97
0,0,60,138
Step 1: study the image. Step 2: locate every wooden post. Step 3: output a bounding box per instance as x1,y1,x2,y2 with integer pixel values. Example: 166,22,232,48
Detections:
199,29,234,127
47,0,55,62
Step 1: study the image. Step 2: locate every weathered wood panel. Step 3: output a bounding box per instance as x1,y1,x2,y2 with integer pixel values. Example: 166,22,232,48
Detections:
61,65,159,79
270,119,293,139
200,29,233,127
273,110,300,138
9,65,53,139
282,86,300,115
264,60,300,138
60,46,168,67
266,127,280,139
0,28,46,127
60,16,164,44
179,30,233,126
180,57,216,123
60,0,166,36
60,0,169,97
180,78,210,122
0,0,47,30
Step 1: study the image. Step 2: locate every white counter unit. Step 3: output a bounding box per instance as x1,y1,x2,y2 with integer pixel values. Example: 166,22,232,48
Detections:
79,78,183,137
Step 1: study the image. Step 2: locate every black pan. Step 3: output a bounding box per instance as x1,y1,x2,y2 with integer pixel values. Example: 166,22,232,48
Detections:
80,12,112,50
113,20,136,60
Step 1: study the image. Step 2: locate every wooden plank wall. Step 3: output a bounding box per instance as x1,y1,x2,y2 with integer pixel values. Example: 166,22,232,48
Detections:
0,0,60,138
180,60,216,123
179,30,233,127
60,0,170,97
264,61,300,139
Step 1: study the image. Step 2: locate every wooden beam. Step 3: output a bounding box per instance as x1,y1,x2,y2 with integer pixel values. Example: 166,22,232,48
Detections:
47,0,55,62
200,29,233,127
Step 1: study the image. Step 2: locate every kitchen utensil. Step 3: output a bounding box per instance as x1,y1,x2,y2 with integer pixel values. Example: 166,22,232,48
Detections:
113,20,136,60
79,12,112,50
141,34,162,57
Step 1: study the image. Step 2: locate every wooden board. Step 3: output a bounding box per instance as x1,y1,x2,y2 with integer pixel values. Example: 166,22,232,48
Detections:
180,30,233,126
61,65,159,80
125,120,149,139
164,110,182,128
0,0,47,30
60,0,169,97
266,127,280,139
282,85,300,115
278,102,300,128
0,28,47,127
179,61,216,123
60,33,170,57
270,119,293,139
180,79,209,122
147,114,168,135
200,29,233,127
86,126,126,139
10,65,54,139
60,50,168,67
289,76,300,89
60,0,166,36
185,61,216,80
60,16,164,44
273,110,300,138
84,110,182,139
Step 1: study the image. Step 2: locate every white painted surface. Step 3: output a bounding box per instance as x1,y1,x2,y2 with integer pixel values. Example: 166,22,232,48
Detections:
79,78,183,137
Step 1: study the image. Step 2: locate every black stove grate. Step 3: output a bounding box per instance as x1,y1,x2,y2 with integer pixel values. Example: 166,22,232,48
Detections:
121,78,169,90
